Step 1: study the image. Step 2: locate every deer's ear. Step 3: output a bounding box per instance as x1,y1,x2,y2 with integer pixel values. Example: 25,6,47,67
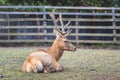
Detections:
54,28,63,38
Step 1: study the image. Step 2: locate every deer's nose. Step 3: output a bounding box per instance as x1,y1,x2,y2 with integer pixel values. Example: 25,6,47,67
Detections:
70,47,76,51
73,47,77,51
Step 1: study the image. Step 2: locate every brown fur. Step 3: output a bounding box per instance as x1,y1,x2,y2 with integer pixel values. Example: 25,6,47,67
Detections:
21,13,76,73
22,37,75,73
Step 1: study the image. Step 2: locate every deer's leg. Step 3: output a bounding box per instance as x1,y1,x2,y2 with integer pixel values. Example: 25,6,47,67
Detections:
43,64,56,73
25,62,33,73
48,64,56,73
30,58,44,73
52,58,64,72
43,58,61,73
35,61,44,73
22,58,34,73
31,64,37,73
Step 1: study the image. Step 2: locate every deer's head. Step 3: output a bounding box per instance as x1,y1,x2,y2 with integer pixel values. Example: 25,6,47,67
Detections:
49,12,76,51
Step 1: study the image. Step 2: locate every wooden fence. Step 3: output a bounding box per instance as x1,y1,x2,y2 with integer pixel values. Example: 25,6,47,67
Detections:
0,6,120,46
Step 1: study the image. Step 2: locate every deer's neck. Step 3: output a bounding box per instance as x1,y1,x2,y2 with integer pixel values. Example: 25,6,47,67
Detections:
47,39,64,61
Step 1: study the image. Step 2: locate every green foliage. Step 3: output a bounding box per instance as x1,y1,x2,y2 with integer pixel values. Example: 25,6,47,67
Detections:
0,0,8,5
1,0,120,7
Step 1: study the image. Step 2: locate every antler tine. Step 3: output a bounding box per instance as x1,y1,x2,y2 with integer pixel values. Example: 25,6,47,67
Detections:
59,14,65,33
64,26,72,36
64,20,71,27
65,26,71,33
48,12,58,27
48,12,61,33
64,20,72,36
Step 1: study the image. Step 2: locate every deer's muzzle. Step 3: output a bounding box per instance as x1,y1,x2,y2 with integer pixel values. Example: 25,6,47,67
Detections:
69,47,76,51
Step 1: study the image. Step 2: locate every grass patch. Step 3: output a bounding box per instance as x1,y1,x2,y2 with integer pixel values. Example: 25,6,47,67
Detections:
0,47,120,80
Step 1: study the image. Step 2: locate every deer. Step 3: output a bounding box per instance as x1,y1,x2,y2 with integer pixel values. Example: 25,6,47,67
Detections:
21,12,76,73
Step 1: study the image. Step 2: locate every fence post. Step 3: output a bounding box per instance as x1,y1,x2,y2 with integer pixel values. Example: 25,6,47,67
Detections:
43,6,47,32
112,7,117,43
43,6,47,28
75,15,79,46
43,6,48,46
7,14,10,41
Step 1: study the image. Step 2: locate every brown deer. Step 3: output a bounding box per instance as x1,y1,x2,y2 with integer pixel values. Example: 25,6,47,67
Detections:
21,12,76,73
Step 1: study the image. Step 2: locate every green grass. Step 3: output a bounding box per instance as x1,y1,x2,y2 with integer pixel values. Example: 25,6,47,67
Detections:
0,47,120,80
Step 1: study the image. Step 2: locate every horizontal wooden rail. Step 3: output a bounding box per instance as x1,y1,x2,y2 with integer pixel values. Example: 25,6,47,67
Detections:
1,26,120,29
1,33,120,37
76,40,117,44
0,18,44,21
0,40,119,44
0,33,54,36
0,18,114,22
0,6,118,10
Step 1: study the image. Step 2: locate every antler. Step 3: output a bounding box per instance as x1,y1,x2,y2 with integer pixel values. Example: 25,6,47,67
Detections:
48,12,62,34
48,12,59,28
59,14,65,32
59,14,71,35
49,12,72,36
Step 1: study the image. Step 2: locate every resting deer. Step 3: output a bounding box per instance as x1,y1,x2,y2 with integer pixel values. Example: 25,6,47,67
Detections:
22,12,76,73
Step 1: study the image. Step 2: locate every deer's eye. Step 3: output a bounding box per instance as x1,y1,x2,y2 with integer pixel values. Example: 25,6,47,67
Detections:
64,40,70,44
